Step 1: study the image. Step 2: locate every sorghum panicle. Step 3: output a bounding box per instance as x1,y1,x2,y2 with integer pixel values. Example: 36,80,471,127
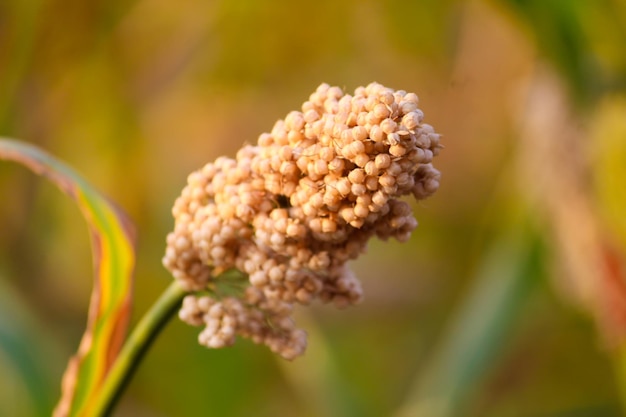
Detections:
163,82,442,359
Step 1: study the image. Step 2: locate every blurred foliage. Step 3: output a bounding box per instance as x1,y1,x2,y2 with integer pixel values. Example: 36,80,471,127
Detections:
496,0,626,104
396,224,545,417
1,0,626,416
0,273,58,417
590,97,626,252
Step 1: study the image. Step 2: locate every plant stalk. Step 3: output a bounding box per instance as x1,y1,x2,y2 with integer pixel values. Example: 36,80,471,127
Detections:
91,281,188,417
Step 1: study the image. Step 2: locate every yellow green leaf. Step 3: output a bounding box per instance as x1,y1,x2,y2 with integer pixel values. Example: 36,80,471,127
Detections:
0,138,136,417
589,96,626,251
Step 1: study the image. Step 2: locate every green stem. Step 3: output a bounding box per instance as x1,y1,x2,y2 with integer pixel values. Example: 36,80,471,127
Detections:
91,281,188,417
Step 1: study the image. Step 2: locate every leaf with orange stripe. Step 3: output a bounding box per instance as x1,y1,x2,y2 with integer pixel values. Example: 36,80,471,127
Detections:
0,138,136,417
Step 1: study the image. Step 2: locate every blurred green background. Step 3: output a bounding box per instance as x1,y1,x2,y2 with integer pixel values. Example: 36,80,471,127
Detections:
2,0,626,416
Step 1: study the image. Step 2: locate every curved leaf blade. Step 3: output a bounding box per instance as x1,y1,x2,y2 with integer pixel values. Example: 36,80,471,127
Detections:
0,138,136,417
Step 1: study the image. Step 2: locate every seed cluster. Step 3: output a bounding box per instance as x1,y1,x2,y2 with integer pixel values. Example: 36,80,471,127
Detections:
163,82,442,359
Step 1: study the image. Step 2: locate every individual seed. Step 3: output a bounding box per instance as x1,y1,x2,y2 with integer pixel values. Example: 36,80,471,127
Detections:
389,144,407,157
380,118,397,134
375,154,391,169
348,168,365,184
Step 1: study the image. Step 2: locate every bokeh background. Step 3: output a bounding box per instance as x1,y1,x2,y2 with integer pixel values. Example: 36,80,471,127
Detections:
2,0,626,416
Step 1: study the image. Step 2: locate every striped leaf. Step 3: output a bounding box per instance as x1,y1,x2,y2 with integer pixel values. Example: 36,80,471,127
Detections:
0,138,136,417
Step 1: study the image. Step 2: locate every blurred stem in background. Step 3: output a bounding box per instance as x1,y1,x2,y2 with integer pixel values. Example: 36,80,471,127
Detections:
516,69,626,414
395,223,544,417
497,0,626,412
